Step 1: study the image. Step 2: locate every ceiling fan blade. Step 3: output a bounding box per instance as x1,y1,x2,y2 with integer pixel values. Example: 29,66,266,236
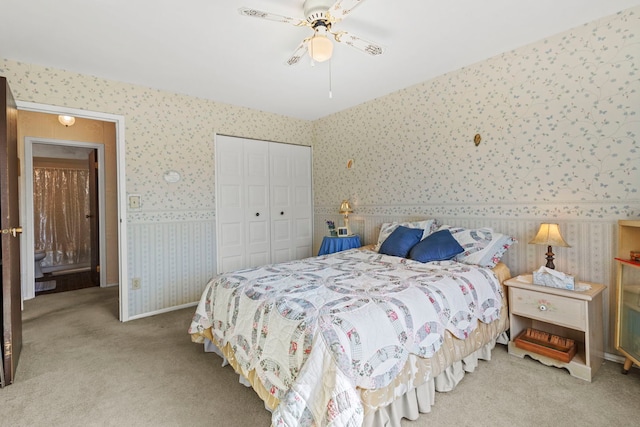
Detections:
328,0,369,21
285,41,309,66
238,7,307,27
334,32,384,56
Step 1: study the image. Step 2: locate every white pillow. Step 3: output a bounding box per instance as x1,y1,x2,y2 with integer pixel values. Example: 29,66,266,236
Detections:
374,219,438,252
438,225,517,268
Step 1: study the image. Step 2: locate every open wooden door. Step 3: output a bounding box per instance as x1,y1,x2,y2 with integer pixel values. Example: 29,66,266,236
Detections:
0,76,22,387
88,150,99,286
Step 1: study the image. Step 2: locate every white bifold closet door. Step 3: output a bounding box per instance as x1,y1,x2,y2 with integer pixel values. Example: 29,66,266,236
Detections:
269,142,314,264
215,135,312,274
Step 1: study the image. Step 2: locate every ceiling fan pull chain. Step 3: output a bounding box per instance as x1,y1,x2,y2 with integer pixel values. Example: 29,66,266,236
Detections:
329,58,333,99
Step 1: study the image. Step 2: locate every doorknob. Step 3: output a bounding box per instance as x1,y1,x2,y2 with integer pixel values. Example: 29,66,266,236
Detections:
1,227,23,237
86,214,94,218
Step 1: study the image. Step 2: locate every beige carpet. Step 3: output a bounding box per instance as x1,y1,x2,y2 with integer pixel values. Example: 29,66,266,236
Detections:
1,286,638,427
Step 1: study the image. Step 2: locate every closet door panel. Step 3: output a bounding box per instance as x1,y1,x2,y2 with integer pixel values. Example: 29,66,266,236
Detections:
219,147,243,175
294,186,312,241
295,218,313,259
291,144,313,258
270,151,290,180
216,136,245,273
272,249,292,264
269,143,294,263
244,139,271,268
272,217,291,264
245,215,269,261
219,223,243,273
271,185,290,207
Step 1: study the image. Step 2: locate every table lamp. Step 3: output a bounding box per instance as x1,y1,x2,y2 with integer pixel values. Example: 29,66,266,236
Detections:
529,223,571,269
339,200,353,236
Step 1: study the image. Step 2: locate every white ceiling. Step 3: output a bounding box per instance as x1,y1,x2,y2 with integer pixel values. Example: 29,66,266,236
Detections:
2,0,639,121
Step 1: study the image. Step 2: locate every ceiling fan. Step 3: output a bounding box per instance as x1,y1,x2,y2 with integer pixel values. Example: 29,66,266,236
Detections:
239,0,384,66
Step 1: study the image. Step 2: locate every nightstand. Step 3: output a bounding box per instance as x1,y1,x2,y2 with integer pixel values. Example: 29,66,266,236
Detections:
318,235,361,256
504,275,606,382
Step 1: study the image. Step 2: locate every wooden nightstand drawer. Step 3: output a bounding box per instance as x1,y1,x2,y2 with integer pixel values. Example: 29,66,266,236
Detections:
510,287,586,331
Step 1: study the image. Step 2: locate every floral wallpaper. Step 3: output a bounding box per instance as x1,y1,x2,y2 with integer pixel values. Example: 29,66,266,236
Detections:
313,7,640,221
0,59,312,222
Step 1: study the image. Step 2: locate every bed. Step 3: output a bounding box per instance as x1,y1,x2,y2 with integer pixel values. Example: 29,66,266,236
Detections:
189,222,516,426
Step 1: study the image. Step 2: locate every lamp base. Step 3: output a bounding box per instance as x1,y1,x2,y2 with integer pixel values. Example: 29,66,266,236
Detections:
343,216,351,236
545,245,556,270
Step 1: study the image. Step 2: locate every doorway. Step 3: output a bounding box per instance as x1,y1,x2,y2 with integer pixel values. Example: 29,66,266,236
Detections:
24,138,105,296
15,102,129,321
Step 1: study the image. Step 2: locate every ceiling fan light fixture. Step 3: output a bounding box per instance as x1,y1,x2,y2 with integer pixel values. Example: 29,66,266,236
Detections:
240,0,384,66
310,27,333,62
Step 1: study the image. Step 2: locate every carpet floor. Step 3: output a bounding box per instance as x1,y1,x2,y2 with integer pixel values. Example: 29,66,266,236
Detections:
1,286,638,427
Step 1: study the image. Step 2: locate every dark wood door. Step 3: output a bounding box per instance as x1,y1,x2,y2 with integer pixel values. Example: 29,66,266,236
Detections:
0,76,22,387
88,149,99,286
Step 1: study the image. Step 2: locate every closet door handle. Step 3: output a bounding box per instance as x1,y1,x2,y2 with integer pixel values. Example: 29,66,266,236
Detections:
255,212,260,217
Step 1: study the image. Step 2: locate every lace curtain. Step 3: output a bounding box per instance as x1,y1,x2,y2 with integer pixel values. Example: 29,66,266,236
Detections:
33,167,91,268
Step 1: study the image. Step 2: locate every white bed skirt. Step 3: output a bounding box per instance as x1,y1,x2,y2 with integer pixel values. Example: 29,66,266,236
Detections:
363,332,508,426
204,332,508,426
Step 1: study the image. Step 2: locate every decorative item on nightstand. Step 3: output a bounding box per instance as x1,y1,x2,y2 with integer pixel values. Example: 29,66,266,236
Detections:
529,223,571,270
339,200,353,236
326,220,338,237
533,266,576,290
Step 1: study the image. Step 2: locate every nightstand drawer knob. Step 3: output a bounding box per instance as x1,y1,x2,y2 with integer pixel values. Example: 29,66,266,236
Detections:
538,304,548,312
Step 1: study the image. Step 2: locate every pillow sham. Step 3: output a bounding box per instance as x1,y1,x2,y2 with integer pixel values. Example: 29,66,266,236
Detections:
379,226,423,258
409,229,464,263
374,219,438,252
439,225,517,268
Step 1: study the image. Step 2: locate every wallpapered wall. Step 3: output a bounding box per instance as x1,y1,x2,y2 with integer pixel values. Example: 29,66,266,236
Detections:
312,7,639,354
1,63,311,213
313,7,639,214
0,57,311,318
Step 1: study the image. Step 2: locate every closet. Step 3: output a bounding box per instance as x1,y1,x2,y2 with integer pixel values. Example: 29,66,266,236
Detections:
215,135,313,274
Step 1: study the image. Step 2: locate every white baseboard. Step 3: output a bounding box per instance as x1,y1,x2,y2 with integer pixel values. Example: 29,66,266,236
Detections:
127,301,198,321
604,351,638,370
604,352,625,364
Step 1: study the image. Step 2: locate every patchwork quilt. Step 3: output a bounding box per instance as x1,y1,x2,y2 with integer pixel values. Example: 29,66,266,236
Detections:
189,249,503,426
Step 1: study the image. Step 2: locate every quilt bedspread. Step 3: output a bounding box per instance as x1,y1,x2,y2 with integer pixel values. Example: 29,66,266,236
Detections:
189,249,503,426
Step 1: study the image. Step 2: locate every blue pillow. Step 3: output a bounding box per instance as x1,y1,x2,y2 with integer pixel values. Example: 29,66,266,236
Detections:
379,226,423,258
409,229,464,263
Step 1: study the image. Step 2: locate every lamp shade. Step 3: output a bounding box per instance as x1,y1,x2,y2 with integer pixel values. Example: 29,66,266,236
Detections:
529,223,570,247
339,200,353,215
309,27,333,62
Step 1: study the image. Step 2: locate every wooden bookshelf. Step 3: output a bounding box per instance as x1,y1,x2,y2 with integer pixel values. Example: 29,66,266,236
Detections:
614,220,640,374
